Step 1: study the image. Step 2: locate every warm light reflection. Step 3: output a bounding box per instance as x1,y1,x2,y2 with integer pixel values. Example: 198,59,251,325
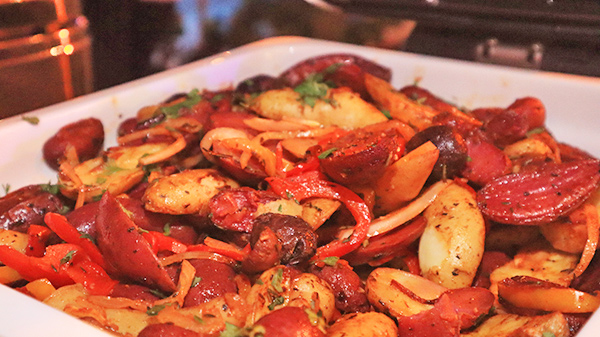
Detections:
58,29,70,40
49,28,75,57
210,57,226,65
50,44,75,56
63,44,74,55
50,46,61,56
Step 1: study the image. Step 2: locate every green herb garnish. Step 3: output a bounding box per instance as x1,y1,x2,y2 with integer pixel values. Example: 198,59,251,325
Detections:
79,232,96,244
219,322,243,337
163,223,171,236
321,256,339,266
318,147,337,159
191,276,202,288
60,250,77,266
160,89,203,118
22,116,40,125
380,109,392,119
2,183,10,195
267,296,285,310
294,73,331,108
39,182,60,195
146,304,166,316
271,268,284,293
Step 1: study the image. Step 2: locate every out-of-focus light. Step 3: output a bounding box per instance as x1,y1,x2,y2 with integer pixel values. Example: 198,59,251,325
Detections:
50,46,62,56
63,44,74,55
50,44,75,56
58,29,70,40
211,57,226,65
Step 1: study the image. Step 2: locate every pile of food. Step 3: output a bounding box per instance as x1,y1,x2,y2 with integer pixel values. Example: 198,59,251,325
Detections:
0,54,599,337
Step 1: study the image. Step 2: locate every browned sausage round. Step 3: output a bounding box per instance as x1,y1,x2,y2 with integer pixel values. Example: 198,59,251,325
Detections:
310,263,370,313
319,121,405,185
251,213,317,267
110,283,162,302
253,306,326,337
208,187,279,233
507,97,546,130
138,323,200,337
183,259,237,307
43,117,104,170
96,192,177,293
0,185,66,232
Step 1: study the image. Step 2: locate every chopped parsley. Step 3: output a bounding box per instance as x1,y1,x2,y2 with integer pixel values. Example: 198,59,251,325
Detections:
267,296,285,311
60,250,77,266
324,62,343,74
317,147,337,159
193,315,204,324
2,183,10,195
103,159,125,175
380,109,392,119
146,304,166,316
191,276,202,288
160,88,203,118
210,93,225,103
527,127,546,136
79,232,96,244
271,268,284,293
163,223,171,236
148,289,167,299
219,322,243,337
294,73,334,108
39,182,60,195
321,256,339,266
22,115,40,125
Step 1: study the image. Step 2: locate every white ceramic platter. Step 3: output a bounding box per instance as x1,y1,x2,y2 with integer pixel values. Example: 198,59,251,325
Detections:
0,36,599,336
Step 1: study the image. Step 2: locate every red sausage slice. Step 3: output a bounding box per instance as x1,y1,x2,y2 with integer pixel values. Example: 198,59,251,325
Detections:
96,192,177,293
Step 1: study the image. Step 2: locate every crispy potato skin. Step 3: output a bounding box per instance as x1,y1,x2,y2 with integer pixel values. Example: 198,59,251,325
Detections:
462,312,569,337
365,267,446,318
249,87,388,128
143,169,239,215
419,183,485,289
328,312,398,337
245,266,336,326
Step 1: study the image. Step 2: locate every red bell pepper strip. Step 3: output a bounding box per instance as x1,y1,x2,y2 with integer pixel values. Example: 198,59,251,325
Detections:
266,171,372,258
141,231,188,254
187,240,249,262
44,212,107,269
66,259,118,296
0,241,117,295
26,224,53,257
285,155,320,178
0,243,81,287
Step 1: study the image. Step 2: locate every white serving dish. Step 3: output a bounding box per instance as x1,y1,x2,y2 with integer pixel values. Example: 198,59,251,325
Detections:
0,36,599,336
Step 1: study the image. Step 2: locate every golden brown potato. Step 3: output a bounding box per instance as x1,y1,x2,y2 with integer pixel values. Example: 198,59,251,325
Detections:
365,267,446,318
249,87,388,129
245,265,336,326
419,183,486,288
461,312,569,337
143,168,239,215
489,247,579,295
328,312,398,337
364,73,437,130
373,141,439,214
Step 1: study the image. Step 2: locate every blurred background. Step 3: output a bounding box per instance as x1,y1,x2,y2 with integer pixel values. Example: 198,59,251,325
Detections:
1,0,599,118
